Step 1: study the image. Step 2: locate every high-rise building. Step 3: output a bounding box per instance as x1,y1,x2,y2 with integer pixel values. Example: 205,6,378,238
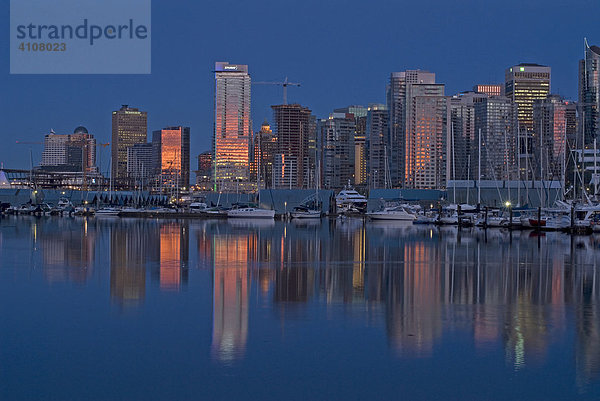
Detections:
335,106,368,186
196,151,213,191
152,126,191,190
252,121,277,189
405,84,449,189
473,84,503,97
579,40,600,144
505,63,551,132
127,143,154,184
40,126,96,172
322,112,356,189
366,104,389,189
111,105,148,185
214,62,252,192
271,104,312,189
450,92,482,181
474,96,518,181
388,70,436,187
533,95,568,181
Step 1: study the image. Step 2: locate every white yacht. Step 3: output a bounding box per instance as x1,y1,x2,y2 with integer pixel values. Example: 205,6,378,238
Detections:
336,183,367,211
367,205,415,221
227,204,275,219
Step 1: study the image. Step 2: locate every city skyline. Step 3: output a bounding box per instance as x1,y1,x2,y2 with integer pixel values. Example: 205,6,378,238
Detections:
1,0,598,170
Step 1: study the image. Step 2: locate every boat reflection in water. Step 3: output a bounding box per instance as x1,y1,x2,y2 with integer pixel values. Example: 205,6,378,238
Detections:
2,216,600,395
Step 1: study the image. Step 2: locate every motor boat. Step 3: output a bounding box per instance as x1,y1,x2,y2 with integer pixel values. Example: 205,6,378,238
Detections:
189,202,208,212
367,205,415,221
227,204,275,219
95,207,121,217
336,183,367,212
74,206,95,216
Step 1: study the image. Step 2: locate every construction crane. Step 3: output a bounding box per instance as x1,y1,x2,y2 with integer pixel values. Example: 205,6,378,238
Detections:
252,77,301,105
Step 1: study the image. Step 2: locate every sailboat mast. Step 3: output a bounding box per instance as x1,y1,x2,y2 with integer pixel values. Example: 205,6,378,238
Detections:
517,121,521,206
452,123,456,204
478,128,481,205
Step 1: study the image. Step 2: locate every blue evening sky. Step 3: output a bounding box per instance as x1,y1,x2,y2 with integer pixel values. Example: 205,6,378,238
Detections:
0,0,598,171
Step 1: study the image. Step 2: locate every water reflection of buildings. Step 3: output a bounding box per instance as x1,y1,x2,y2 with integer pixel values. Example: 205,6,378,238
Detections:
198,221,600,383
109,220,189,307
210,227,253,362
39,219,95,283
110,221,151,306
159,222,189,291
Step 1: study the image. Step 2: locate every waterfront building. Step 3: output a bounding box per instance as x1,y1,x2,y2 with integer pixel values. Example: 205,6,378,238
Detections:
366,104,389,189
252,121,277,189
474,96,518,181
111,105,148,185
387,70,436,187
404,83,449,189
450,92,481,180
473,84,503,97
127,143,154,185
505,63,551,132
195,151,213,191
533,95,569,181
40,126,96,173
579,40,600,144
335,106,368,186
214,62,252,192
271,104,313,189
321,112,356,190
152,126,191,191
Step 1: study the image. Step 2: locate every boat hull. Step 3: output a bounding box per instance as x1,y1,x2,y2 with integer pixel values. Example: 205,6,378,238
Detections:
228,208,275,219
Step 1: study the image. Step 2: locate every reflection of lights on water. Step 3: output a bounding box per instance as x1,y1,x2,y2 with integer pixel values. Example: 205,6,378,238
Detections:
514,327,525,370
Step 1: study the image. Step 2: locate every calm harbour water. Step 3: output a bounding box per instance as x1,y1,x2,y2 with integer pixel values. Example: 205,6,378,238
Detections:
1,216,599,400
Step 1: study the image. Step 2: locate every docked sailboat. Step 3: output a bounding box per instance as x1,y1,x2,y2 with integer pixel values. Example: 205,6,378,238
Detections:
290,205,321,219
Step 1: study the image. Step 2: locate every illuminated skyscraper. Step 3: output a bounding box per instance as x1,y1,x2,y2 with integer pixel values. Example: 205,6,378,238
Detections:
111,105,148,185
505,63,551,132
387,70,436,187
252,120,277,188
272,104,313,189
195,151,213,191
404,84,450,189
214,62,252,192
473,84,503,97
152,126,191,190
579,40,600,144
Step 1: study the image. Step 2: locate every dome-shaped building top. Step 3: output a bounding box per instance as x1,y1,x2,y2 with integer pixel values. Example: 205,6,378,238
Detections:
73,126,88,135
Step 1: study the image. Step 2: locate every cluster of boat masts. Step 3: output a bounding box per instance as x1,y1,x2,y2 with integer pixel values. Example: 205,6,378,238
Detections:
3,188,600,233
335,187,600,233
